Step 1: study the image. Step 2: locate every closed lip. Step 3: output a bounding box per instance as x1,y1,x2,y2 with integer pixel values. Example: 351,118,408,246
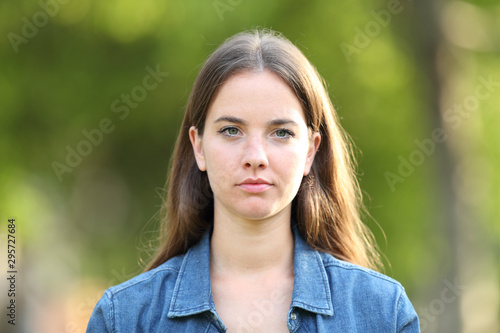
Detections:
238,178,271,185
237,178,273,193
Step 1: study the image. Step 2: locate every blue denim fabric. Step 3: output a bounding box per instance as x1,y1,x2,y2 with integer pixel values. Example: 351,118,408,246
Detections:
87,226,420,332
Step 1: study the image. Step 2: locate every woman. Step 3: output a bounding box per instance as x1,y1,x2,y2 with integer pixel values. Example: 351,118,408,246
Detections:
87,29,420,332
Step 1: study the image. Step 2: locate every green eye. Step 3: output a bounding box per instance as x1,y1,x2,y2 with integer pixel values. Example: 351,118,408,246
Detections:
276,129,287,137
274,129,294,139
218,127,240,136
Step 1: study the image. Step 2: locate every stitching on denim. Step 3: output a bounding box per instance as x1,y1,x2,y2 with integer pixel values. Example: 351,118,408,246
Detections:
313,250,334,312
292,300,331,313
169,248,192,312
321,254,404,289
109,266,181,296
104,290,116,333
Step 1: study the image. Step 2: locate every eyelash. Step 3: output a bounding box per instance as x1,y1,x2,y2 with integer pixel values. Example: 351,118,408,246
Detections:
218,126,295,139
274,128,295,139
218,126,241,137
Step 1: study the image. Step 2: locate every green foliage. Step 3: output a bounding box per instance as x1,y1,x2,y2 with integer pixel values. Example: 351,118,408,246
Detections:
1,2,499,329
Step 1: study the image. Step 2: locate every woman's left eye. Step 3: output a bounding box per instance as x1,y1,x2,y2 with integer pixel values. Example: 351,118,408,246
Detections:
274,128,294,139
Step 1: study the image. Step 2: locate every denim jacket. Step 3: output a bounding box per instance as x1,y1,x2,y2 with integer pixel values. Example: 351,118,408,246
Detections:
87,226,420,332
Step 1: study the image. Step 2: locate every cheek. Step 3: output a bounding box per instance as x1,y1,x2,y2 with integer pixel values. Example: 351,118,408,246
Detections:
273,148,307,181
203,144,236,187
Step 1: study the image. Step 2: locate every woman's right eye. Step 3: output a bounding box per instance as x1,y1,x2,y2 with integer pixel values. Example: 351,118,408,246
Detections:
218,127,240,136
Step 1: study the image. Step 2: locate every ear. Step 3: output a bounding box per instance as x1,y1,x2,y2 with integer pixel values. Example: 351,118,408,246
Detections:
304,132,321,176
189,126,206,171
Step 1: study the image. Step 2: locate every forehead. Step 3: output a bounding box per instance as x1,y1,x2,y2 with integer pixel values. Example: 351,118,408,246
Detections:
206,70,307,124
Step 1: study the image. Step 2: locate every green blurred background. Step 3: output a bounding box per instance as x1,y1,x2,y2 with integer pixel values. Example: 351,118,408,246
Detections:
1,0,499,332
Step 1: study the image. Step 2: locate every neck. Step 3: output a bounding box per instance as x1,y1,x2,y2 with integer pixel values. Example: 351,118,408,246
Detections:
210,206,294,278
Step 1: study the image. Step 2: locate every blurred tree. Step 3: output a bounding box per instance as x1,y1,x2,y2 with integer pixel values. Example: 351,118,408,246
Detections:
0,0,499,332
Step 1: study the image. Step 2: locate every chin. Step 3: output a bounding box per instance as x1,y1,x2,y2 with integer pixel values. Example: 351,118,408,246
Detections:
235,204,286,221
235,208,273,221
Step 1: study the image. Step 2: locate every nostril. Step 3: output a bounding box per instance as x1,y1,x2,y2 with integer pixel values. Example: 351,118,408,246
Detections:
242,143,269,168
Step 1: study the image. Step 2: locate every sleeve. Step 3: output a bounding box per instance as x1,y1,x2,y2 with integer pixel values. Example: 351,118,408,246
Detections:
86,290,115,333
396,291,420,333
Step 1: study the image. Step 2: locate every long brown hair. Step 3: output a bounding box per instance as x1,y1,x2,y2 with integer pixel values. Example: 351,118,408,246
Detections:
146,29,381,271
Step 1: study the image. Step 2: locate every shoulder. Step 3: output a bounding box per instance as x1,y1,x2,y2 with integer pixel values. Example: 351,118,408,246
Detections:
107,256,184,297
98,255,185,320
315,252,419,331
318,251,404,292
101,255,184,311
317,252,411,311
87,255,187,332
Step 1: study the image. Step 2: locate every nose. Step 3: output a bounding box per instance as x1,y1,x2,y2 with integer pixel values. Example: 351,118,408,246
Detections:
242,135,269,170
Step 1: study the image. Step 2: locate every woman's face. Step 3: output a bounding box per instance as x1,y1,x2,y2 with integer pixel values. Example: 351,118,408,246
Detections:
189,70,320,222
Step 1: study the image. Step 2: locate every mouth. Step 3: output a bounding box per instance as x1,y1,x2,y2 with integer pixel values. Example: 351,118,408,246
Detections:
236,178,273,193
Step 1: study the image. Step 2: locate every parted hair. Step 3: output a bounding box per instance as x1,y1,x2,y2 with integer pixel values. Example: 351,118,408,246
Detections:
146,29,381,271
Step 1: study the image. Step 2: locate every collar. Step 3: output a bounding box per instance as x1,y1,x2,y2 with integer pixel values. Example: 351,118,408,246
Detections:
167,229,215,318
290,224,334,315
167,225,334,318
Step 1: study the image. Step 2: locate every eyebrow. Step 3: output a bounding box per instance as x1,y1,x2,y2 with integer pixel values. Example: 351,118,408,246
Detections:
214,116,247,125
214,116,299,127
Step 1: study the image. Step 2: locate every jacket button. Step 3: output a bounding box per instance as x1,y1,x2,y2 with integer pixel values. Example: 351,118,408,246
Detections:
290,313,297,320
